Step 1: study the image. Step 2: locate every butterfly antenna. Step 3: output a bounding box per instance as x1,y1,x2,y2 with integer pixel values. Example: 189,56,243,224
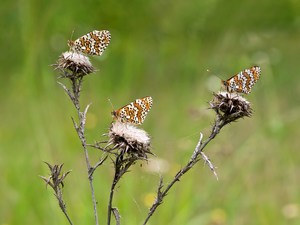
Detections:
108,98,117,118
68,29,75,49
108,98,114,110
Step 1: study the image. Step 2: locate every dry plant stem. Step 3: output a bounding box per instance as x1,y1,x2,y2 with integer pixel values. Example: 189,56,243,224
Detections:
89,155,109,178
143,118,225,225
107,174,118,225
56,188,73,225
112,208,121,225
107,155,137,225
58,77,99,225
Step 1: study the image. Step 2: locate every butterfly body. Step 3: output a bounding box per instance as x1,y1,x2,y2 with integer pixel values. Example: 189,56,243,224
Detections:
112,96,153,125
222,66,261,94
68,30,111,56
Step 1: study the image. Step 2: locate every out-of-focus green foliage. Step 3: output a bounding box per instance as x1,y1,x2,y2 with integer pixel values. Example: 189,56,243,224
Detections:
1,0,300,224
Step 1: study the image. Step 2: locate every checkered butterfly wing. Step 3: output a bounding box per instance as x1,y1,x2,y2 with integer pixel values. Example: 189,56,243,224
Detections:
222,66,261,94
68,30,111,56
113,96,153,125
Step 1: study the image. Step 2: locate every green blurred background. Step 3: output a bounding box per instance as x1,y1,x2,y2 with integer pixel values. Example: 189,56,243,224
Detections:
1,0,300,224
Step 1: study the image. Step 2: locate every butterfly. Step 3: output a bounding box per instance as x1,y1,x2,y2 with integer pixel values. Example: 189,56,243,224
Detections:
112,96,153,125
222,66,261,94
68,30,111,56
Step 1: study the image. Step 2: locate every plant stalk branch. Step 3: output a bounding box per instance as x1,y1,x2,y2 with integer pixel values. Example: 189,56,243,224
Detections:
60,77,99,225
143,117,224,224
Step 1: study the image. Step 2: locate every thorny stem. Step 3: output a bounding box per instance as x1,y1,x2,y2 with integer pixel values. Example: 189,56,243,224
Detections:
89,155,109,179
49,185,73,225
59,77,99,225
62,210,73,225
107,155,137,225
71,77,82,111
56,188,73,225
111,208,121,225
107,172,118,225
143,117,226,225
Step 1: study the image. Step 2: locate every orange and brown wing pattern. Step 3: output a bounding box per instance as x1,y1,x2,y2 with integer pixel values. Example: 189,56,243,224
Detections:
222,66,261,94
113,96,153,125
68,30,111,56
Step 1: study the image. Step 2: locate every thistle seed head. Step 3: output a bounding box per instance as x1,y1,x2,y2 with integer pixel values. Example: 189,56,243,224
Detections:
107,121,152,159
54,51,94,78
210,91,252,123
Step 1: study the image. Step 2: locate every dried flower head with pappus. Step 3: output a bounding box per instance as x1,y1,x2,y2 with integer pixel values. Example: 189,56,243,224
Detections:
107,121,152,158
55,51,95,77
210,91,252,123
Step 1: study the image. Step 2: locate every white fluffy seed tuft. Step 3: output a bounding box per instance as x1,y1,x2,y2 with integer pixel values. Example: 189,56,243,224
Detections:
110,121,150,145
62,51,92,66
54,51,94,77
108,121,152,158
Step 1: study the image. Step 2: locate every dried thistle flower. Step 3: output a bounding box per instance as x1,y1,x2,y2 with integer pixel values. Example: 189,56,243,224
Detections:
105,121,152,224
40,162,73,224
40,162,71,190
210,91,252,124
107,121,152,159
54,51,94,78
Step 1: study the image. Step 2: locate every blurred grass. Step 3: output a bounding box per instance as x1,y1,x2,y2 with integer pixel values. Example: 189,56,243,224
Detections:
1,0,300,224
